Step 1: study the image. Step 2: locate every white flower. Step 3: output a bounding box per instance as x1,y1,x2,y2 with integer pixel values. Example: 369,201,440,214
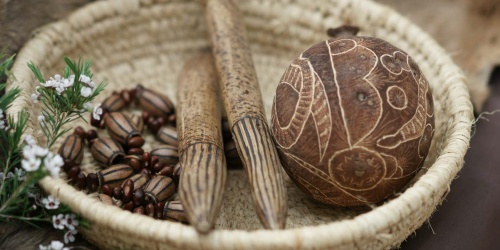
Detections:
42,195,60,210
44,153,63,178
64,230,77,244
6,172,14,178
79,74,91,84
40,79,56,88
15,167,26,181
0,120,5,130
62,214,79,231
81,86,92,97
52,214,65,230
93,103,103,120
38,244,49,250
50,240,67,250
38,115,46,127
83,102,92,110
24,135,37,145
21,157,41,172
0,108,3,119
31,93,40,103
24,144,49,158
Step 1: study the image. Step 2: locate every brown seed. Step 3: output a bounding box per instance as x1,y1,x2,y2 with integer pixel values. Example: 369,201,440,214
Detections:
113,186,123,200
101,184,113,197
127,147,144,156
67,166,81,184
142,111,150,123
149,120,161,134
168,114,176,125
97,164,134,189
145,203,155,217
73,126,86,140
87,173,99,193
149,156,159,170
76,172,87,190
150,145,179,166
133,206,145,214
163,200,188,223
144,176,176,203
125,156,142,172
123,201,135,212
153,162,166,174
102,93,127,112
122,179,134,203
133,188,145,206
128,136,145,148
90,138,125,168
142,152,150,168
156,125,178,146
96,194,115,206
104,112,141,148
86,129,98,141
135,85,175,120
155,201,166,219
59,134,84,166
63,160,75,173
158,166,174,177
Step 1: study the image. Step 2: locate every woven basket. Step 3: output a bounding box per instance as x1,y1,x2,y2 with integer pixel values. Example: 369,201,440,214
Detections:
7,0,473,249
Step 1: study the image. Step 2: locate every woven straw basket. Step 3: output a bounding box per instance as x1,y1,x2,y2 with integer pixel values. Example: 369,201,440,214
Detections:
7,0,473,249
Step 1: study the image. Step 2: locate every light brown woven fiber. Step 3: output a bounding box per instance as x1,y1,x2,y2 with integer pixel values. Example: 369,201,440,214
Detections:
7,0,473,249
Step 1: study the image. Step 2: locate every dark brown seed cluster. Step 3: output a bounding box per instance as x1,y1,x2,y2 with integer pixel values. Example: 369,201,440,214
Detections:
59,85,244,222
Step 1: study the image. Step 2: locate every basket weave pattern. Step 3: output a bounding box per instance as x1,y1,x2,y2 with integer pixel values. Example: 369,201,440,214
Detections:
7,0,473,249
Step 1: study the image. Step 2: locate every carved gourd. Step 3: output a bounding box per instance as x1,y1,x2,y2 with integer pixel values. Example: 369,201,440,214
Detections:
271,33,435,206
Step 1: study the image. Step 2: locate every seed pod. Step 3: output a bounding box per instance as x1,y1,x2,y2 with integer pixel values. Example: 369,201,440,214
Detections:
157,125,178,146
104,112,142,148
122,179,134,203
91,138,125,168
163,200,188,223
158,166,174,177
58,134,84,166
76,172,87,190
144,176,176,203
102,93,127,112
133,188,145,206
67,166,81,184
135,85,175,120
96,194,115,206
87,173,99,193
73,126,86,140
145,203,155,217
128,137,145,149
129,113,144,132
101,184,113,197
150,145,179,166
123,174,150,191
133,206,145,215
97,164,134,189
113,186,123,200
124,155,142,172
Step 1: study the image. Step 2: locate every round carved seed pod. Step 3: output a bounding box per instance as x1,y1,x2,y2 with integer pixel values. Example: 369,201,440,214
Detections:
58,134,84,165
90,137,125,168
104,112,142,148
271,34,435,206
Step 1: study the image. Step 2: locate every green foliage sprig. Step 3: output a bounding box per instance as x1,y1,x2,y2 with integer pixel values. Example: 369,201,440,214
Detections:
0,53,105,247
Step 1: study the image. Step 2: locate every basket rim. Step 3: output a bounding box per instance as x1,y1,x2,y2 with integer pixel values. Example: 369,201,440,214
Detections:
7,0,473,248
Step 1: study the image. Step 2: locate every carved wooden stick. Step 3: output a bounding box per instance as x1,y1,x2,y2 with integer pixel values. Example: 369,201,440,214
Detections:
176,51,227,233
204,0,288,229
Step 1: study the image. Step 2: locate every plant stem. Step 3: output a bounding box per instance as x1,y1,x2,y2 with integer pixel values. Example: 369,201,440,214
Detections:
0,175,37,215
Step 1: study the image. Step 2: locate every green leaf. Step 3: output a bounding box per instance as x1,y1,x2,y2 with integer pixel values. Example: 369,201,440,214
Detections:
27,62,45,83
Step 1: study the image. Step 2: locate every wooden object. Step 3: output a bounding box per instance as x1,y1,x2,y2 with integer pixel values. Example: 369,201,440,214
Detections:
377,0,500,111
176,52,227,233
271,30,435,206
204,0,288,229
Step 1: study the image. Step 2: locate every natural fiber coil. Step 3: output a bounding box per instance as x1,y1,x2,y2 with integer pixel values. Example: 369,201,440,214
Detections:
7,0,473,249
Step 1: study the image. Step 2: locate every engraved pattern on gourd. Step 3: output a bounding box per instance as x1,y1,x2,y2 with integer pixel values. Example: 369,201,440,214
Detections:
271,36,435,206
